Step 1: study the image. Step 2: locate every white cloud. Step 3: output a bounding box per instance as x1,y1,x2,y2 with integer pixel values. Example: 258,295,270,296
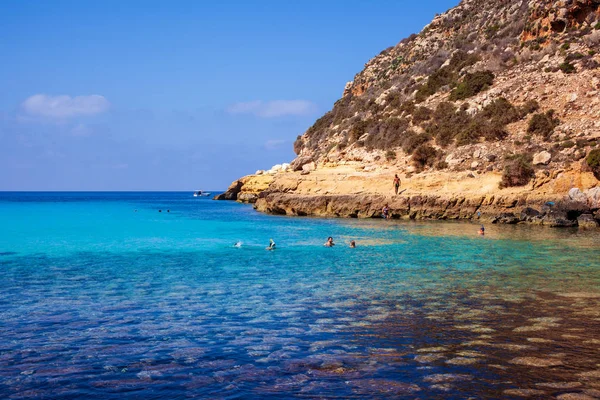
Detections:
264,139,286,150
227,100,316,118
21,94,110,119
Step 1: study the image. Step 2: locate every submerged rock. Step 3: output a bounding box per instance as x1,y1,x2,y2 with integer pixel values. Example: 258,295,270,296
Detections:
504,388,546,397
509,357,563,367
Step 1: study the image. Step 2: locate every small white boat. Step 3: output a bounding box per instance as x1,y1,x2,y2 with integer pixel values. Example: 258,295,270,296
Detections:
193,190,211,197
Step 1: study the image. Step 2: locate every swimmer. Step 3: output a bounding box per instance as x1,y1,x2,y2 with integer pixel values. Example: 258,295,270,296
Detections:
266,239,276,250
234,241,242,248
324,237,335,247
478,225,485,235
349,240,356,248
382,204,390,219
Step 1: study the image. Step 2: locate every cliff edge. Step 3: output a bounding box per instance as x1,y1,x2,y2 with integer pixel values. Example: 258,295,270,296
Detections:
218,0,600,228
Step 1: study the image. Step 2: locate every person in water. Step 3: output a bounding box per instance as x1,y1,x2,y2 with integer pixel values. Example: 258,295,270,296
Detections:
393,174,401,195
478,225,485,235
382,204,390,219
349,240,356,248
324,237,335,247
234,241,242,248
266,239,276,250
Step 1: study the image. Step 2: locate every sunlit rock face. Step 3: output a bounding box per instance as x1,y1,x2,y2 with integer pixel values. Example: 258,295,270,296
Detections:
220,0,600,226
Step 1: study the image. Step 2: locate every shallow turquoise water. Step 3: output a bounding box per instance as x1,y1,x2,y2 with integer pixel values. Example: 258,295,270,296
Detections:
1,192,599,399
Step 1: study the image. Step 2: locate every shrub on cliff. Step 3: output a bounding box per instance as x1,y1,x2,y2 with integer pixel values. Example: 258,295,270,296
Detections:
499,153,534,188
449,70,495,100
586,149,600,180
426,102,469,147
364,118,409,150
415,67,455,103
559,61,576,74
402,131,431,154
412,144,439,170
349,119,373,143
518,99,539,117
414,51,480,103
481,97,520,125
527,110,560,140
412,106,432,124
293,135,304,155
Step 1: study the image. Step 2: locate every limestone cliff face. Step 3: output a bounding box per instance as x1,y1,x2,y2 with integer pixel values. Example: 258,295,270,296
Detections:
219,0,600,228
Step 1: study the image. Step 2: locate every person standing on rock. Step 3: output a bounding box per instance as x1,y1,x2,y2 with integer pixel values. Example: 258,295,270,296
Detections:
393,174,401,195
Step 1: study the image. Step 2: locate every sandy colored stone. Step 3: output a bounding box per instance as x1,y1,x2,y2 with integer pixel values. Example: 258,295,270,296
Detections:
504,388,546,397
509,357,563,367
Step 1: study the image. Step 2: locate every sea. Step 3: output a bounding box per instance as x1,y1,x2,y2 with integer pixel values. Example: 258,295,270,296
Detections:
1,191,599,399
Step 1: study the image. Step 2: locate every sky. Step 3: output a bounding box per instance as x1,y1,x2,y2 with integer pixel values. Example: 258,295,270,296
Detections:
0,0,459,191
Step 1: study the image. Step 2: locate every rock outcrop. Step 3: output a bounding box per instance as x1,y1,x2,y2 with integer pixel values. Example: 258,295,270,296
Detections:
217,0,600,228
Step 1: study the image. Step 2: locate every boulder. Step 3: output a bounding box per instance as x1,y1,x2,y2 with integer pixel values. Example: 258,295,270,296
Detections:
568,188,588,203
533,151,552,165
492,213,520,224
584,187,600,209
542,211,578,227
213,180,243,201
290,156,313,171
238,192,259,204
578,213,599,228
302,162,316,172
445,153,465,166
520,207,541,222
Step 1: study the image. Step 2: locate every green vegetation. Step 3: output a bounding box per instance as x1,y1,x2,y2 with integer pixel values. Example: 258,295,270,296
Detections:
349,119,372,143
293,135,304,155
565,52,585,61
559,61,576,74
412,144,439,170
586,149,600,180
518,99,539,116
527,110,560,140
412,106,432,124
414,51,480,103
402,131,431,155
500,153,534,188
385,150,397,161
426,102,470,146
449,70,495,100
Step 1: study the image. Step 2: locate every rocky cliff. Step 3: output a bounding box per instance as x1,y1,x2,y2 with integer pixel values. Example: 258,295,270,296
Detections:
218,0,600,228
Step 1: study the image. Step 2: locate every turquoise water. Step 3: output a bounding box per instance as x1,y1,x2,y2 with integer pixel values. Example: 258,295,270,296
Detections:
1,192,599,399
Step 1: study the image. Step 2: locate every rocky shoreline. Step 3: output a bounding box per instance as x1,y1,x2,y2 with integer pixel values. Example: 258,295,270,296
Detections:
215,167,600,229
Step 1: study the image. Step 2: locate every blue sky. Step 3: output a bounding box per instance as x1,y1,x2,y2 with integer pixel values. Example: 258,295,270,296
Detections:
0,0,459,190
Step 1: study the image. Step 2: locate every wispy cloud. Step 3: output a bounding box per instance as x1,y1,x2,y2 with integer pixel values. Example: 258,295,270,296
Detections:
21,94,110,119
264,139,286,150
227,100,316,118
